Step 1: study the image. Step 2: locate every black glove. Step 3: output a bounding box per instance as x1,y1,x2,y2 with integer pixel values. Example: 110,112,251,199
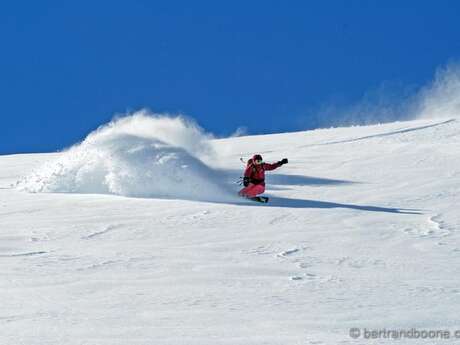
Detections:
243,176,250,187
278,158,288,165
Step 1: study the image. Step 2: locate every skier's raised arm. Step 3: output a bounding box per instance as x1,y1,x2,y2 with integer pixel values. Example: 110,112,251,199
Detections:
263,158,288,171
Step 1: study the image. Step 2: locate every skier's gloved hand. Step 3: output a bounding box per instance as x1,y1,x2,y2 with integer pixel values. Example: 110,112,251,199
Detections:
243,176,250,187
278,158,288,165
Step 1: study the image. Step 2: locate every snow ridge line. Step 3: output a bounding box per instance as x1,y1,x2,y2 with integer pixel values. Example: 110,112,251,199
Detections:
302,119,456,147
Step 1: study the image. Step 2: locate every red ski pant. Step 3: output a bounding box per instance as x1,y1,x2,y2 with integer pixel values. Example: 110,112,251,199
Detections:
239,183,265,197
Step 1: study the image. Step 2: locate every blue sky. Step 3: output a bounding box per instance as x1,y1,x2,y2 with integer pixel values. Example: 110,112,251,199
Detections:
1,0,460,154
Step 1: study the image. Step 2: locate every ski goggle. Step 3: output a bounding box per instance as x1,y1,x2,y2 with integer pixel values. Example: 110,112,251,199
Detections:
254,159,263,164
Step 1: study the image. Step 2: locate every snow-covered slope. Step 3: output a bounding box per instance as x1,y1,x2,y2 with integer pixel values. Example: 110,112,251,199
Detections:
1,116,460,344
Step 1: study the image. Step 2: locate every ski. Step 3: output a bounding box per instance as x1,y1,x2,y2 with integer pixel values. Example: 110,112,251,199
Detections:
249,196,269,203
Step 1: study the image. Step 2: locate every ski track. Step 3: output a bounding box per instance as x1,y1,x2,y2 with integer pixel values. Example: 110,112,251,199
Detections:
268,213,290,225
402,213,452,241
0,251,47,258
277,248,300,258
81,224,120,240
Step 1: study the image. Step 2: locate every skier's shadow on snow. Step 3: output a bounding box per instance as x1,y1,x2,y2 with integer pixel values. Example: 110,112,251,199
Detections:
221,170,419,214
259,196,421,214
221,169,355,188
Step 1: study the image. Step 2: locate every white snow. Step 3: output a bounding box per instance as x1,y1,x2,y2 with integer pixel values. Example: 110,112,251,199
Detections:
16,113,232,202
2,115,460,344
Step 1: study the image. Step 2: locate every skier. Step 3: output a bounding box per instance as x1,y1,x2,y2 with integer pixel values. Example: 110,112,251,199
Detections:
239,154,288,200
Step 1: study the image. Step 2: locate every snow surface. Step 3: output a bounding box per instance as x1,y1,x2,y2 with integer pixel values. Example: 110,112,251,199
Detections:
16,112,232,202
2,115,460,344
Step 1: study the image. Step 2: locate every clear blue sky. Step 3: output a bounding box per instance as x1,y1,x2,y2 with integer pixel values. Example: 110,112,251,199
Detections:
1,0,460,154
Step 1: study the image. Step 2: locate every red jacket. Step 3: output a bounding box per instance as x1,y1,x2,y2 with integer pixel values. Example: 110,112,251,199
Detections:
244,162,281,186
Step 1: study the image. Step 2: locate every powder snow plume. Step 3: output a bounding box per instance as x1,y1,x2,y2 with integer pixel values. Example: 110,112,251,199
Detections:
415,62,460,120
17,110,234,202
305,61,460,129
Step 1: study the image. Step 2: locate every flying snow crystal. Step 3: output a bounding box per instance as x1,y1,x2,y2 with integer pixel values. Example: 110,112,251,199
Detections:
17,110,233,201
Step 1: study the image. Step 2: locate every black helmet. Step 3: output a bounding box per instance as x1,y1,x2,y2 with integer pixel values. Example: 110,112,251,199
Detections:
252,154,263,162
